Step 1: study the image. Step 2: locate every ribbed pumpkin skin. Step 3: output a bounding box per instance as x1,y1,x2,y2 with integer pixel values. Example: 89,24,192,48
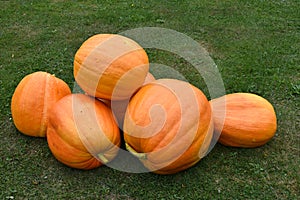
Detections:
47,94,121,170
73,34,149,100
123,79,214,174
11,71,71,137
209,93,277,148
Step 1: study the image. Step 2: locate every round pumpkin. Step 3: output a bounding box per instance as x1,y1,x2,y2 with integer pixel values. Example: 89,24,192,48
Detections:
11,71,71,137
123,79,214,174
209,93,277,148
47,94,121,170
73,34,149,100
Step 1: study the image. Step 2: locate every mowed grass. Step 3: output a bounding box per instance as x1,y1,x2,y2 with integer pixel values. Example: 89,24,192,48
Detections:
1,0,299,199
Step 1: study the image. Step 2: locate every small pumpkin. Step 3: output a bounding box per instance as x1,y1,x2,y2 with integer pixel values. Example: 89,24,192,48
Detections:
209,93,277,148
47,94,120,170
73,34,149,100
11,71,71,137
123,79,214,174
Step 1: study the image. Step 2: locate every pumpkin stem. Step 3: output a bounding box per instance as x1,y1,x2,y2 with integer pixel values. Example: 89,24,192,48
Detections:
125,143,147,160
97,153,109,164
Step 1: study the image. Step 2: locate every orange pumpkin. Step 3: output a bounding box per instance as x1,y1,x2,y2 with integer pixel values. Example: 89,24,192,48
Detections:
209,93,277,148
123,79,214,174
73,34,149,100
11,71,71,137
47,94,120,170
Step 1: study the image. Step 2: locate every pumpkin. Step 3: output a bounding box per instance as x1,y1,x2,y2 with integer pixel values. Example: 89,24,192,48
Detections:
209,93,277,148
123,79,214,174
73,34,149,100
11,71,71,137
101,72,156,127
46,94,120,170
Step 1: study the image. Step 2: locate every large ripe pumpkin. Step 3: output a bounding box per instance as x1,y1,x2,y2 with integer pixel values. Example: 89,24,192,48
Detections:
123,79,214,174
47,94,120,170
11,71,71,137
73,34,149,100
209,93,277,148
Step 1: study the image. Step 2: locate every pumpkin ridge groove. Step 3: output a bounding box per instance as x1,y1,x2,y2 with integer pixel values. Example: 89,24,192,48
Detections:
39,72,49,136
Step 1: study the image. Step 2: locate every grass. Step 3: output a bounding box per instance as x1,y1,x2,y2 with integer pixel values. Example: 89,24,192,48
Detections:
1,0,299,199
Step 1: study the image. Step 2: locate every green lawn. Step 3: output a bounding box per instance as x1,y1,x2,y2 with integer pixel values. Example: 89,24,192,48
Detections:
1,0,299,199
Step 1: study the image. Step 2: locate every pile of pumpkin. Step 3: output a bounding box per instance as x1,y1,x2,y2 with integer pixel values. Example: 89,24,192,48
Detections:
11,34,277,174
